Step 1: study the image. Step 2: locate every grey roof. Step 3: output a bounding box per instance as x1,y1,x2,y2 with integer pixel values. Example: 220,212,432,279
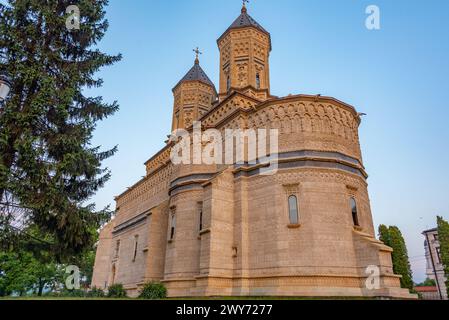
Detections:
229,10,269,34
173,60,215,91
423,228,437,234
218,7,271,43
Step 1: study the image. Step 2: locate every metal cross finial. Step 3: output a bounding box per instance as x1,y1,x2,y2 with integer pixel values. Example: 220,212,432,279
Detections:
242,0,249,13
193,47,202,59
193,47,202,64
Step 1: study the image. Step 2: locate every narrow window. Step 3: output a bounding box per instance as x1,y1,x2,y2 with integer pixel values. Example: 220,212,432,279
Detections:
111,264,116,285
436,247,442,264
132,235,139,262
199,210,203,232
170,213,176,240
226,75,231,92
115,240,120,258
256,73,261,89
288,195,299,225
350,197,360,226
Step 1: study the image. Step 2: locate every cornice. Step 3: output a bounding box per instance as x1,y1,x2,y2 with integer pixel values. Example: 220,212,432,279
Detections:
217,25,272,51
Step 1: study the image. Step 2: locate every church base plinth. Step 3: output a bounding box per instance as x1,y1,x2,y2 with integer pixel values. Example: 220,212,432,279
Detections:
161,275,417,299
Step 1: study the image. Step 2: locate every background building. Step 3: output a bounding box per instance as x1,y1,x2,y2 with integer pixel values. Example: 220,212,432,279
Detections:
415,286,440,300
423,228,448,300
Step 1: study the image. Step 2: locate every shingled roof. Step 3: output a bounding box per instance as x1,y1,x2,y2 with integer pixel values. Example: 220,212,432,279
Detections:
218,5,271,45
173,59,216,91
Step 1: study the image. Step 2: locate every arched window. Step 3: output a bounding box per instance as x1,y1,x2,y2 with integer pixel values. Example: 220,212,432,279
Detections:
132,235,139,262
256,73,261,89
288,195,299,225
170,213,176,240
350,197,359,226
114,240,120,258
175,112,180,128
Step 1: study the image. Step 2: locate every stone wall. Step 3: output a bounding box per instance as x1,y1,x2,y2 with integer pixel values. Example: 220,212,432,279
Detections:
92,93,415,299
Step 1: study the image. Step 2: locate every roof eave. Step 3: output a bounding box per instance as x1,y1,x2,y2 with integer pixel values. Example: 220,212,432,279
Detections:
172,79,217,93
217,26,272,51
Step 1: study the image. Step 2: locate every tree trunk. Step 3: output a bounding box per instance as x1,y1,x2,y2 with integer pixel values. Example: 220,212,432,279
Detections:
38,278,44,296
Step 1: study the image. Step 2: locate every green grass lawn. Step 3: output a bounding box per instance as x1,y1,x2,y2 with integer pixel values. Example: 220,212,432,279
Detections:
1,296,375,301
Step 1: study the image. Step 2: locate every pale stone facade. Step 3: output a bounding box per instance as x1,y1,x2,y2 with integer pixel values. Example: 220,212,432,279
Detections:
91,5,415,299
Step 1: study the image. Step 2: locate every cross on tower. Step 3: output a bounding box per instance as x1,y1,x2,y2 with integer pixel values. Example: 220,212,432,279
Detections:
193,47,202,64
242,0,249,13
193,47,202,59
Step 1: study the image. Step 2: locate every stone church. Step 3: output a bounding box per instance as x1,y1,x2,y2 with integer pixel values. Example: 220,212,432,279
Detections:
92,4,414,298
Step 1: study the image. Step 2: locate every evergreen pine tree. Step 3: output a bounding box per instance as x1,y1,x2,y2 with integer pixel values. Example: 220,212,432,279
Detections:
389,226,414,291
378,225,414,291
378,224,390,246
0,0,121,257
437,216,449,296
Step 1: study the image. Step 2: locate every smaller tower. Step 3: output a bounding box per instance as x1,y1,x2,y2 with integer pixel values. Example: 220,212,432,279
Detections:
171,49,217,131
217,2,272,101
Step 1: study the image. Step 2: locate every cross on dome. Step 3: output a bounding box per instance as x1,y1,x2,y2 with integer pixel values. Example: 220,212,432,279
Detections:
242,0,250,13
193,47,202,64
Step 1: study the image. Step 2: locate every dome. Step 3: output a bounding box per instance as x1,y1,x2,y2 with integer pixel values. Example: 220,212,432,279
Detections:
173,59,216,91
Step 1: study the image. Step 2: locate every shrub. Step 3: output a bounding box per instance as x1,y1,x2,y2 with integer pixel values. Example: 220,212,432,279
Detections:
107,284,127,298
87,287,105,298
138,282,167,300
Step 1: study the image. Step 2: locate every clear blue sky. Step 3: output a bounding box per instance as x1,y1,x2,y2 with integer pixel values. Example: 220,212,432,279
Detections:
88,0,449,283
